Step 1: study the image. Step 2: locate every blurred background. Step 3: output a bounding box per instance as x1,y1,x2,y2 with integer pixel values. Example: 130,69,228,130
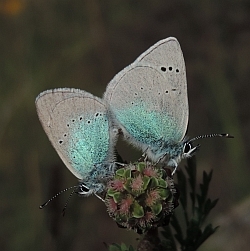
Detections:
0,0,249,250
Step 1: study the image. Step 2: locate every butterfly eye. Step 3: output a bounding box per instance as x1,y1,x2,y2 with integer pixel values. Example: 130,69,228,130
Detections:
183,142,200,159
183,142,192,154
78,184,90,195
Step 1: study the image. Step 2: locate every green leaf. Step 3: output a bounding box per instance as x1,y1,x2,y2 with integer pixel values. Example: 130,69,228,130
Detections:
124,168,132,178
112,192,123,203
116,168,126,177
137,162,146,173
123,178,132,193
120,243,129,250
142,176,151,190
132,201,144,218
158,178,167,188
151,203,162,215
170,214,184,245
161,226,177,251
186,157,197,211
176,168,187,209
149,177,159,188
203,198,219,220
108,243,122,251
186,157,197,193
158,187,169,200
107,188,118,196
193,224,219,249
177,167,189,225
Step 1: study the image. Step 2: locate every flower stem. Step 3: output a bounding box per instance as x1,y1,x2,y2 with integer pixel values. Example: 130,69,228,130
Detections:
137,228,163,251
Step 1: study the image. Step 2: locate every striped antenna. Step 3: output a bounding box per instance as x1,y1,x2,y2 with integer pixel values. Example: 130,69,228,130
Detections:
39,185,79,209
188,133,234,143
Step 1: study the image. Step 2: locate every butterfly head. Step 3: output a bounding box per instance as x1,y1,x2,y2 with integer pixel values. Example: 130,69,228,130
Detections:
182,141,200,159
164,140,199,168
159,133,233,175
174,133,233,165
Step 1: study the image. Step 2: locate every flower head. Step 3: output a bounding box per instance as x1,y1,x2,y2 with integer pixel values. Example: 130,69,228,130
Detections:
105,162,179,234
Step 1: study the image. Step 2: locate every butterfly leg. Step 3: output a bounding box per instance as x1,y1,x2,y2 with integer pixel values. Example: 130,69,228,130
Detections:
114,162,126,167
171,160,178,176
138,147,149,162
94,193,105,202
155,152,168,165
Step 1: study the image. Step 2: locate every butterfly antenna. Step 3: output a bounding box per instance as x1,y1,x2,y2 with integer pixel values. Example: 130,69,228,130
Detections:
39,185,78,209
62,187,78,216
188,133,234,143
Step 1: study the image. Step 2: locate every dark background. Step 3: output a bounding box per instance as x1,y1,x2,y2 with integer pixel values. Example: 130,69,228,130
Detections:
0,0,249,250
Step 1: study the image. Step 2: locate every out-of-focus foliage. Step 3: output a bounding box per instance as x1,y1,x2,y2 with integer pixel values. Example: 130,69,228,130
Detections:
162,158,219,251
0,0,249,250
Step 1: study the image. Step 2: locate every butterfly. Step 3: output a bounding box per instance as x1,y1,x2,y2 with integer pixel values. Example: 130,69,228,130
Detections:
104,37,232,174
36,88,118,198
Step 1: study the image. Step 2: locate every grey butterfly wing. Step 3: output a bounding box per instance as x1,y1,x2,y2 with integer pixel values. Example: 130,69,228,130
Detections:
36,88,117,180
104,37,188,155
